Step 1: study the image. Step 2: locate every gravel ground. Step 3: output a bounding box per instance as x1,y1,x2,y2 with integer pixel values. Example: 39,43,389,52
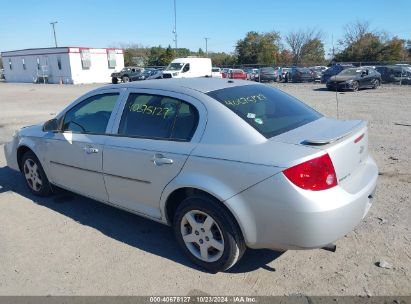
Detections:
0,81,410,296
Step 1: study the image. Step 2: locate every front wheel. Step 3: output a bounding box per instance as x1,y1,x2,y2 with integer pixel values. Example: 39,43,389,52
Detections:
372,79,380,89
173,195,246,272
111,77,118,84
21,151,52,196
122,76,130,83
352,81,359,91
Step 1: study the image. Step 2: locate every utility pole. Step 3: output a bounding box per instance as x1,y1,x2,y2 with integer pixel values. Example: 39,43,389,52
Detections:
172,0,177,53
50,21,58,47
204,37,210,55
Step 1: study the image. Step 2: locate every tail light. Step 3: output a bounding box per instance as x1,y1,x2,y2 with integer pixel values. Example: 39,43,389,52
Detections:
283,154,337,191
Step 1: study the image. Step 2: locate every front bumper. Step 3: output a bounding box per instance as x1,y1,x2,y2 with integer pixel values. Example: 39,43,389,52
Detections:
327,81,354,90
225,156,378,250
4,137,20,171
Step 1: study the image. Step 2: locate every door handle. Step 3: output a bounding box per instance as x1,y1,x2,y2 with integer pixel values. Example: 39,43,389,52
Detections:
152,153,173,166
83,146,99,154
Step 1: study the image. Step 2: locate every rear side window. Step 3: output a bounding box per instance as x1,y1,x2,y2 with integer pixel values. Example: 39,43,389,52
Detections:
118,94,198,141
207,85,321,138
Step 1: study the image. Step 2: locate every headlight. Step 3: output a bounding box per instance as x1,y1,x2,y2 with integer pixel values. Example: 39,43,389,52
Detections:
172,72,179,76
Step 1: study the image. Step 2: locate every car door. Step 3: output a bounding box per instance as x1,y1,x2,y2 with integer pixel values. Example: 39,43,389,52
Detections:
102,89,206,219
45,89,124,202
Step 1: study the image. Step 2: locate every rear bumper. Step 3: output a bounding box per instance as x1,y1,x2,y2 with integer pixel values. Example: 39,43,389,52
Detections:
225,156,378,250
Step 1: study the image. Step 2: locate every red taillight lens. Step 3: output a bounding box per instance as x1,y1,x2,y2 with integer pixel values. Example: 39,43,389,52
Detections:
283,154,337,191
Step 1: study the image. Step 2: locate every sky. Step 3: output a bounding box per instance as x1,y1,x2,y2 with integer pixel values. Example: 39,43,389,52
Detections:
1,0,410,55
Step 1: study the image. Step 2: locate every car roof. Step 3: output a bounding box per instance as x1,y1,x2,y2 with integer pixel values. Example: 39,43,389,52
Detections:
103,78,254,94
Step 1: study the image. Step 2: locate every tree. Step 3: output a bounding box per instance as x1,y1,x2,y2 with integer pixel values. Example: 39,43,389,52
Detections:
278,49,293,65
407,40,411,59
198,48,205,56
158,45,175,66
334,21,408,62
147,46,165,66
235,31,281,65
301,38,325,64
285,29,324,64
208,52,237,66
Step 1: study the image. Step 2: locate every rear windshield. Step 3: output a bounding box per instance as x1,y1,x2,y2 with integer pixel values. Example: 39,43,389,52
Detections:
207,84,321,138
261,67,274,73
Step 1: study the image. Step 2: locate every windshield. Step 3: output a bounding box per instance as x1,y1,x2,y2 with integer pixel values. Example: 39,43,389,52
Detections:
207,85,321,138
339,68,363,76
166,63,184,71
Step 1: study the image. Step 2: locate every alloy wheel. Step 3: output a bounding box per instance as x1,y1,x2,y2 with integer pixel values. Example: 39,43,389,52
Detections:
23,158,43,192
180,210,225,263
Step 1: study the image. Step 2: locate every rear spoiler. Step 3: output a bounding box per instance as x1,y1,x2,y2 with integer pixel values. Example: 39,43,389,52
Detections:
301,120,366,146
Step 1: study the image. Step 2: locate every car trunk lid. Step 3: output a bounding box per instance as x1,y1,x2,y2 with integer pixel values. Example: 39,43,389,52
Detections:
271,117,369,186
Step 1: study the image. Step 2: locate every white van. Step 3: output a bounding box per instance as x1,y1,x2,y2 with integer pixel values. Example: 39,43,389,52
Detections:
162,57,212,78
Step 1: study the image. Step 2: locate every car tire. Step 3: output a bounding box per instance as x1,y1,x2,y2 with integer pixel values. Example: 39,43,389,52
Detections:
352,81,359,91
173,195,246,272
111,77,118,84
21,151,52,196
372,79,380,89
122,76,130,83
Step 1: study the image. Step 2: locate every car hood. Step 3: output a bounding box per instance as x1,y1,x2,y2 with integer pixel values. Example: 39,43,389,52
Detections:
18,124,44,137
329,75,359,82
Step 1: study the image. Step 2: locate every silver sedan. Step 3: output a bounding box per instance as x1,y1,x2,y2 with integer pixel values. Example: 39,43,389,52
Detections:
4,78,378,272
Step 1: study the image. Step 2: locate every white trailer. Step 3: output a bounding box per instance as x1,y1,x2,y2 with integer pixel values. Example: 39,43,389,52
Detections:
1,47,124,84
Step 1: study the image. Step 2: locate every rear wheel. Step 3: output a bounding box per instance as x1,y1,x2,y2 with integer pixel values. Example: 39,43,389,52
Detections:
21,151,52,196
173,195,246,272
372,79,380,89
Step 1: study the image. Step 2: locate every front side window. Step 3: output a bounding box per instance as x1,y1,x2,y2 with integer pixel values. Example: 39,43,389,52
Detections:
166,63,184,71
118,93,198,141
207,85,321,138
62,93,119,134
182,63,190,73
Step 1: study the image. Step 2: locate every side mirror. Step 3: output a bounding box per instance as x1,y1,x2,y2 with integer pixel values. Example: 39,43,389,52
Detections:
361,71,367,77
43,118,59,132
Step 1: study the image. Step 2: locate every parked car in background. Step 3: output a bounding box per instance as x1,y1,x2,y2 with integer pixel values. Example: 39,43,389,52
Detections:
221,68,231,78
309,66,328,82
375,65,411,84
146,70,164,80
111,67,143,84
280,68,291,82
321,64,354,83
0,68,5,80
130,68,159,81
326,67,381,91
212,67,223,78
244,68,259,81
5,78,378,272
255,67,277,82
228,69,247,80
285,67,314,83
